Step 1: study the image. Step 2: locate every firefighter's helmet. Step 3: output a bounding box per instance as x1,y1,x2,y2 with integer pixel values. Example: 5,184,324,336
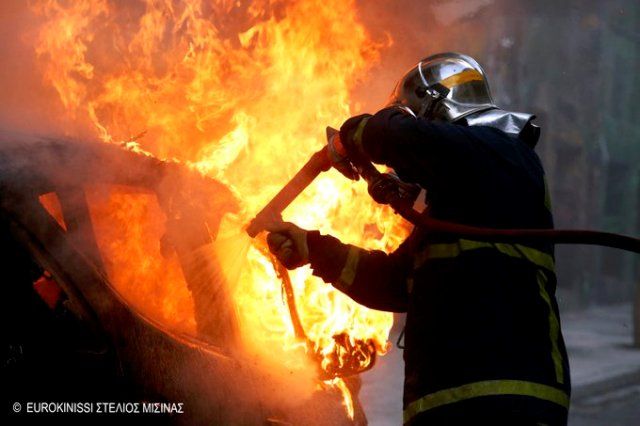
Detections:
387,52,496,122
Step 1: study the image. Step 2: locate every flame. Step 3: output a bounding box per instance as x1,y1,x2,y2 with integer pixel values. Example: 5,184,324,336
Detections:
30,0,408,416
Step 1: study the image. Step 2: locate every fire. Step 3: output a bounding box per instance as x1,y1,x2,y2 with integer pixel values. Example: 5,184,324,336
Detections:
29,0,408,416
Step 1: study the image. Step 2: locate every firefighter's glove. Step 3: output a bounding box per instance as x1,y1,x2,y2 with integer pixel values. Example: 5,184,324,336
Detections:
368,171,422,209
327,131,359,181
327,114,373,180
266,222,309,270
339,113,372,160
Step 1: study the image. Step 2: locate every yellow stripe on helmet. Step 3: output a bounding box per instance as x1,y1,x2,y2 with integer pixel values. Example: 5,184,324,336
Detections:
439,69,484,89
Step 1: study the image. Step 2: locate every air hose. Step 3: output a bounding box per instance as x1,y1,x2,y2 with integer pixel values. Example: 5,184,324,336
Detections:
358,160,640,253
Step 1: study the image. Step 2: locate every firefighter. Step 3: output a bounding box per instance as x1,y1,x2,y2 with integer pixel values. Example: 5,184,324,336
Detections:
267,52,570,425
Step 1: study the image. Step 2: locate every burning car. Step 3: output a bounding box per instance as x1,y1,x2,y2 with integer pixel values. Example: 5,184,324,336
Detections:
2,0,411,423
1,132,372,424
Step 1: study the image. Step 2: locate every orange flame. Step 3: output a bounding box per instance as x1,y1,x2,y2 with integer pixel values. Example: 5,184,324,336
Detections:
30,0,407,416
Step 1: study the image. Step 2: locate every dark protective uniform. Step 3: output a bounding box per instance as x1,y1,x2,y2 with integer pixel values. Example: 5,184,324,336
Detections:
307,107,570,425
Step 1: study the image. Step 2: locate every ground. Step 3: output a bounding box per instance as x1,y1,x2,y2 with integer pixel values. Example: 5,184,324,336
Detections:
570,382,640,425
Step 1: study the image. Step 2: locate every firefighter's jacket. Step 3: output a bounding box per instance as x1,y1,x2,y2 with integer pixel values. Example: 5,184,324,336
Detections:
307,107,570,424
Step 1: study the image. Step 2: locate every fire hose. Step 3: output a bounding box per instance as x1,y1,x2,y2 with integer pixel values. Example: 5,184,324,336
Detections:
247,131,640,253
245,128,640,380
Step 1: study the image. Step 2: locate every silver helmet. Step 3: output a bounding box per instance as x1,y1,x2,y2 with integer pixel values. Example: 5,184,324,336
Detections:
387,52,496,121
387,52,540,146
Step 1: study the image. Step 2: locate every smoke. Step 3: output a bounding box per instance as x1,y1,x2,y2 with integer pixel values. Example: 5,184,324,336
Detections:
0,1,78,137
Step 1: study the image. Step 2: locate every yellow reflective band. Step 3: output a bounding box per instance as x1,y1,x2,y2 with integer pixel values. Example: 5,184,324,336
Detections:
415,239,555,272
537,270,564,384
353,116,371,153
439,69,484,89
336,246,361,290
403,380,569,424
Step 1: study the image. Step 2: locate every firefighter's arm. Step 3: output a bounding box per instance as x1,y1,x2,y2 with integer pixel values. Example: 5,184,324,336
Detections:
267,223,410,312
306,231,409,312
340,107,475,187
